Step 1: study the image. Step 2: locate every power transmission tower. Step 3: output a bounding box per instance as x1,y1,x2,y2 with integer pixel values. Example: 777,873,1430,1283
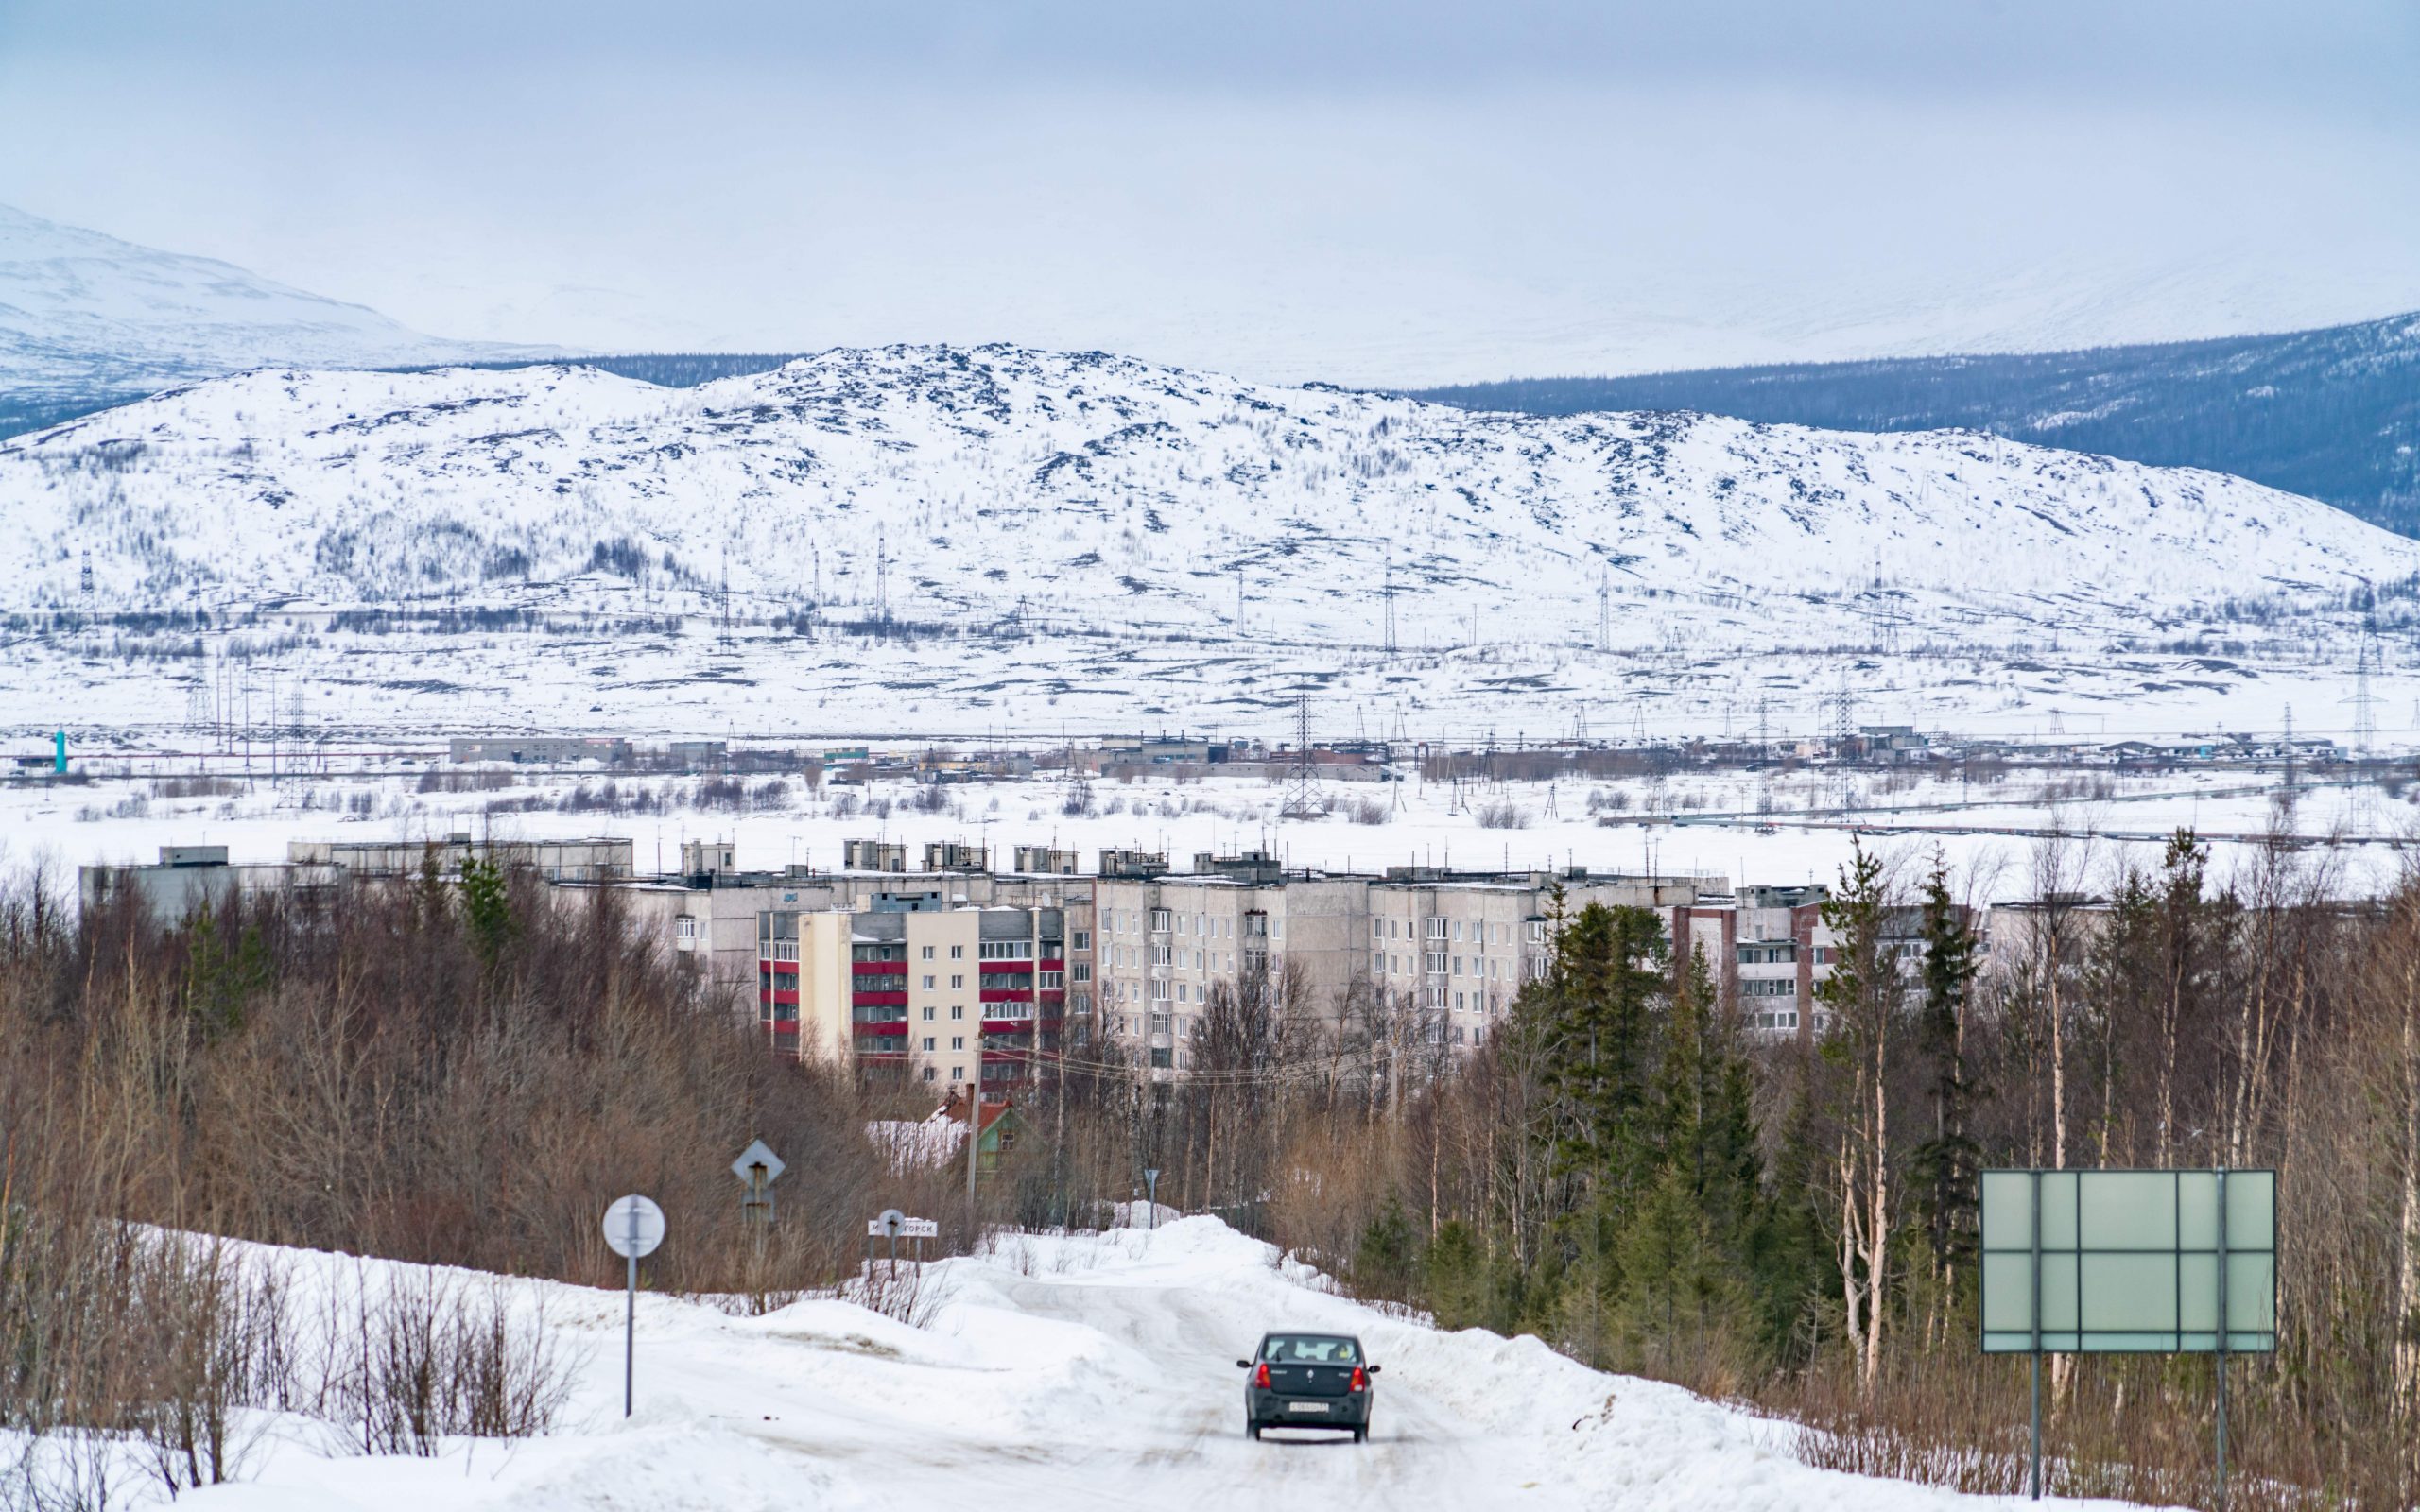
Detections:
2282,704,2297,797
2347,634,2382,757
877,528,890,622
1382,555,1396,655
1597,567,1611,651
1279,695,1323,819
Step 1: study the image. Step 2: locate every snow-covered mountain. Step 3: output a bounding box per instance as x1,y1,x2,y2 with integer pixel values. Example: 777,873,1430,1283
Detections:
0,204,545,432
1,343,2412,742
8,343,2412,617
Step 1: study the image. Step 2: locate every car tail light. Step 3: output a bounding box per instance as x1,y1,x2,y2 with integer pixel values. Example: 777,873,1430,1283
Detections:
1350,1366,1368,1392
1253,1363,1270,1389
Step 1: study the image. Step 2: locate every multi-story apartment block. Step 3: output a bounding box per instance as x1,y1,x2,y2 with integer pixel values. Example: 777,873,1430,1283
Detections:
288,833,632,882
1090,857,1728,1067
1089,862,1367,1070
758,901,1072,1091
1367,868,1729,1051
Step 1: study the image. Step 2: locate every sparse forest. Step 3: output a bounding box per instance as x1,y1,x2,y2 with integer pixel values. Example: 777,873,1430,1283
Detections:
8,829,2420,1509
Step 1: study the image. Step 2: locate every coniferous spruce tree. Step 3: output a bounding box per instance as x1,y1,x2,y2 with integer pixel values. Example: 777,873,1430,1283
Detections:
1908,853,1980,1293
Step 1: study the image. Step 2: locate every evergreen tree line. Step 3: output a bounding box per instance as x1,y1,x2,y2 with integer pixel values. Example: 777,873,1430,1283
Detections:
1321,833,2420,1507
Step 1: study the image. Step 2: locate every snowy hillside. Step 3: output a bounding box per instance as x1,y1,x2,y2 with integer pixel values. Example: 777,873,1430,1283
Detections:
9,344,2414,617
1,343,2412,743
5,1215,2149,1511
0,204,543,430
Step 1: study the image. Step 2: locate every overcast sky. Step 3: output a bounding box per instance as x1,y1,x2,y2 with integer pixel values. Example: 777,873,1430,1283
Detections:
5,0,2418,385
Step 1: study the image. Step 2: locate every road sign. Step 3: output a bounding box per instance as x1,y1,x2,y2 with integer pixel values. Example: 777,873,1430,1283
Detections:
870,1208,907,1238
899,1217,939,1239
1980,1169,2276,1354
603,1194,666,1259
1980,1168,2276,1505
601,1193,666,1418
731,1140,786,1186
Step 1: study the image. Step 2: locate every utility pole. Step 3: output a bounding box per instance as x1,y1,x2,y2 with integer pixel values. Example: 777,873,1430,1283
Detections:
1597,567,1611,651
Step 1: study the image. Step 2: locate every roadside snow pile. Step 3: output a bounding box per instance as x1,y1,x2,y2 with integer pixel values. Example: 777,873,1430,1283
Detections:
52,1216,2151,1510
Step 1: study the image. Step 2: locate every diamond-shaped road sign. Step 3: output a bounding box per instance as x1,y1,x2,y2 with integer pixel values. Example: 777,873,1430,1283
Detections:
732,1140,786,1186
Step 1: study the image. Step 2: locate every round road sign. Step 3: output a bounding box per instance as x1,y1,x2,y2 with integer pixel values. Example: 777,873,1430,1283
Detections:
603,1194,666,1259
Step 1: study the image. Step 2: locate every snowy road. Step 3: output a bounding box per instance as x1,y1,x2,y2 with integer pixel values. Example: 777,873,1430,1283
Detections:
164,1217,2150,1512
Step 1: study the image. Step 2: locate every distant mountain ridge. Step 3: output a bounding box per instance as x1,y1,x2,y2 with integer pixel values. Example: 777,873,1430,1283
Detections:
0,203,550,434
5,344,2411,628
1411,312,2420,536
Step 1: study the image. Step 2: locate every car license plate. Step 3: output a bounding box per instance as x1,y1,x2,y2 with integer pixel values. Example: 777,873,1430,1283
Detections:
1290,1401,1330,1413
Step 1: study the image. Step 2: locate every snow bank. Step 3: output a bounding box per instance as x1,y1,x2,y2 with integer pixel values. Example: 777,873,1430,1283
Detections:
59,1215,2159,1511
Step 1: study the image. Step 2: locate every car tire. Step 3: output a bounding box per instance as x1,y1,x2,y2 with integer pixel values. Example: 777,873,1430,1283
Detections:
1247,1422,1262,1441
1354,1424,1369,1444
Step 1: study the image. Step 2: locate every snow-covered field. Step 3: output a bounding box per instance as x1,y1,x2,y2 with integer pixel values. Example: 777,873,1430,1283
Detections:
9,762,2410,902
13,1214,2154,1512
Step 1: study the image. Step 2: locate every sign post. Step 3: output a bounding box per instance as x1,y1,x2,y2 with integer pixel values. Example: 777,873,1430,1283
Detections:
1144,1167,1161,1231
601,1194,666,1418
1980,1169,2276,1503
731,1139,786,1226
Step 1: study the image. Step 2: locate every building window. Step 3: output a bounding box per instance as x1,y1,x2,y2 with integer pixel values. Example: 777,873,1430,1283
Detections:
923,1006,936,1021
921,945,935,959
1426,918,1447,939
1150,909,1171,933
1150,1048,1173,1068
951,1066,964,1081
922,1037,936,1051
952,1036,964,1050
952,1005,965,1020
1072,963,1092,983
923,974,937,988
1039,971,1065,988
951,974,964,988
1528,920,1547,944
1073,930,1091,951
674,916,698,952
978,941,1029,960
950,945,964,959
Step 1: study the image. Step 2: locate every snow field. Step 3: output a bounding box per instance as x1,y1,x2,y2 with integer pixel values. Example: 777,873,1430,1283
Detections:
7,764,2412,904
150,1215,2158,1512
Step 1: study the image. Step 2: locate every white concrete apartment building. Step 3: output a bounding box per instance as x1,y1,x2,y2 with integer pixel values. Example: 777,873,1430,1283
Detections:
1091,858,1731,1066
1090,860,1367,1071
1368,870,1729,1052
759,901,1075,1091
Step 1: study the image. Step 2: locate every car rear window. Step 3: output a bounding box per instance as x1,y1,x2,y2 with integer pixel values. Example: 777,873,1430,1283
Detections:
1264,1335,1358,1363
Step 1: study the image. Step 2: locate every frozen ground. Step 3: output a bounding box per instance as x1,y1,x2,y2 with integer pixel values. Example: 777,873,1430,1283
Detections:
8,762,2410,902
9,1215,2163,1512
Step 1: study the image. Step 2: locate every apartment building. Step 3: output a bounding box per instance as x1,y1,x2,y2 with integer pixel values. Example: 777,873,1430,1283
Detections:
1367,869,1729,1052
1089,856,1366,1071
575,840,1091,1003
288,833,632,882
758,901,1072,1091
80,845,344,924
1089,856,1729,1067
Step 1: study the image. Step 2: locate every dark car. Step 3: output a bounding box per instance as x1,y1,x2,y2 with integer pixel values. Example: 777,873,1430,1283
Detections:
1237,1332,1380,1442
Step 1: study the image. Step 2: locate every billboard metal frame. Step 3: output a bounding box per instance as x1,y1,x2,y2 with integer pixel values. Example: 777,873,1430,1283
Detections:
1979,1167,2275,1507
